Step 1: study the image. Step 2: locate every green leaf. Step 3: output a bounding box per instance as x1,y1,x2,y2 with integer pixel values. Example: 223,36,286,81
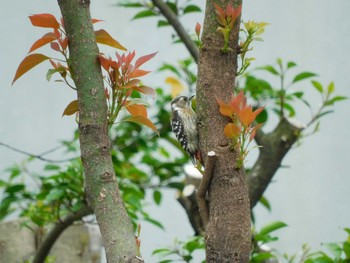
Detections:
343,240,350,258
257,65,279,75
259,221,288,235
152,248,172,255
287,61,297,69
166,182,184,191
183,5,201,14
327,81,335,94
157,20,169,27
292,72,317,83
251,252,274,261
324,96,347,107
311,80,323,93
5,184,25,194
255,108,268,124
143,216,164,229
259,196,271,211
44,164,61,171
118,2,143,8
46,188,65,203
325,243,342,259
315,110,334,120
153,190,162,205
132,10,157,20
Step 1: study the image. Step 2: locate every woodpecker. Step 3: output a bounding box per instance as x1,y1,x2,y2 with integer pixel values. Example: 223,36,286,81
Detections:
171,95,200,165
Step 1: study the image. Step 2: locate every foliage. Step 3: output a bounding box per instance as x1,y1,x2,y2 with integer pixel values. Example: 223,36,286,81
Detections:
237,20,269,76
152,236,205,263
213,2,242,52
217,91,264,168
240,58,347,130
12,13,158,133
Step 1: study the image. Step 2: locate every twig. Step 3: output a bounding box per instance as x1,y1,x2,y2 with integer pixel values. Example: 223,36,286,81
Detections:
196,151,216,227
32,204,93,263
151,0,199,63
0,141,78,163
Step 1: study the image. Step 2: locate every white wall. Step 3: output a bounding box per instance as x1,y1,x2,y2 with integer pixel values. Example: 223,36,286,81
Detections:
1,0,349,262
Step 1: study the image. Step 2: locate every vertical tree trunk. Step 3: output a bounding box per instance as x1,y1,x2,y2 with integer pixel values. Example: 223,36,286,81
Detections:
197,0,251,262
57,1,140,262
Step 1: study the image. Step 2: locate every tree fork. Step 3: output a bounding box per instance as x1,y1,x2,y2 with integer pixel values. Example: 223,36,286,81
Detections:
197,0,251,262
57,0,142,262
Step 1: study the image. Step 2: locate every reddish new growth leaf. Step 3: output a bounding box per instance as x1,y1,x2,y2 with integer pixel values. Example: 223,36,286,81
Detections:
28,32,56,53
217,91,264,167
12,54,50,84
195,22,201,37
29,13,60,29
213,2,242,28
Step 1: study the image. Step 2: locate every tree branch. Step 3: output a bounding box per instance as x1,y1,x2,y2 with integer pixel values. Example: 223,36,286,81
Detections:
151,0,198,62
196,151,216,228
33,204,93,263
248,118,302,208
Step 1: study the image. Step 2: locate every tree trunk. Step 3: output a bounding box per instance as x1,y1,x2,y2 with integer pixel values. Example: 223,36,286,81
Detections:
197,0,251,262
57,1,141,262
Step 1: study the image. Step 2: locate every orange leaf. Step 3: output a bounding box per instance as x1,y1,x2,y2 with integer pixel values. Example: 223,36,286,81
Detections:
224,123,240,139
12,53,50,84
29,13,60,29
95,29,127,51
216,97,235,117
129,69,151,79
50,42,60,52
135,52,157,69
125,103,148,117
124,115,158,134
62,100,79,116
28,32,56,53
231,4,242,22
237,106,255,127
254,107,264,118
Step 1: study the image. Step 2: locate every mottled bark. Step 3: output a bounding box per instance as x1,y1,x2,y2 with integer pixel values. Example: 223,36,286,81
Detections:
57,1,141,262
247,118,302,208
196,0,251,262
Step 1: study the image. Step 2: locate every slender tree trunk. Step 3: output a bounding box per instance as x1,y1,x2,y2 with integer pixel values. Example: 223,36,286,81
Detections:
197,0,251,262
57,1,141,262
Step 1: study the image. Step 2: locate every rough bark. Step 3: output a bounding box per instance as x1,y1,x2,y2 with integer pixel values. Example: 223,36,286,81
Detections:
247,118,302,208
57,1,141,262
196,0,251,262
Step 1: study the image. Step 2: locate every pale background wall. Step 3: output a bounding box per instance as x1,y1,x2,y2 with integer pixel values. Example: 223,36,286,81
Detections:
1,1,349,262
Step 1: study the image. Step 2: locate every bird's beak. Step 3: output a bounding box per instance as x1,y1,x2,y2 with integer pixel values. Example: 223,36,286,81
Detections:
189,95,195,101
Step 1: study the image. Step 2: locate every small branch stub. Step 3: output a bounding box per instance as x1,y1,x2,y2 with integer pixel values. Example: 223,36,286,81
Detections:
196,151,216,227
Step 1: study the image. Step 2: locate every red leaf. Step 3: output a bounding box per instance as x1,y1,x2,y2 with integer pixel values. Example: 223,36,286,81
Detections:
95,29,127,51
135,52,157,69
237,106,255,127
62,100,79,116
224,123,240,139
213,2,225,18
231,4,242,23
123,115,158,134
133,85,156,98
29,13,60,29
121,79,141,89
28,32,56,53
12,53,50,84
92,18,104,24
129,69,150,79
195,22,201,36
125,103,148,117
50,42,61,52
61,37,68,51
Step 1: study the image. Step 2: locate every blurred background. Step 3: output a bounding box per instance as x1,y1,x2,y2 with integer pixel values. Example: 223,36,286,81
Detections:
1,0,349,262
